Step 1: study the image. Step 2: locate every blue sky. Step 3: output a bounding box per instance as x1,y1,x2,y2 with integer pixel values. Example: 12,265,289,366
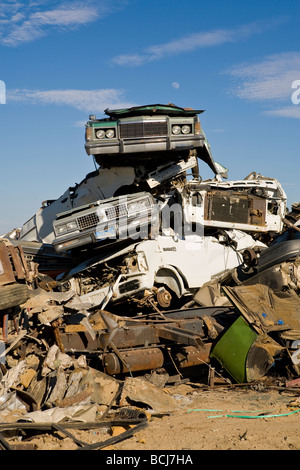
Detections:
0,0,299,234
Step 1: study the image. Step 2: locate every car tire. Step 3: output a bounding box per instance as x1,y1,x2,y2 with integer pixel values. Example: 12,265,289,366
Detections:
0,284,30,310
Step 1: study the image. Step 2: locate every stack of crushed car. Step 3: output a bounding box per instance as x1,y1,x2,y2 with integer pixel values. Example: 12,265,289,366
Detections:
2,102,300,410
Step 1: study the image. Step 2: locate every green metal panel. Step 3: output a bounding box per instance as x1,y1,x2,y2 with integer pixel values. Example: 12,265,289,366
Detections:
90,121,117,128
210,316,258,383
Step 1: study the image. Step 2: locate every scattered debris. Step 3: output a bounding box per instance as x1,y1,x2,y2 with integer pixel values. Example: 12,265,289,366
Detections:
120,377,177,413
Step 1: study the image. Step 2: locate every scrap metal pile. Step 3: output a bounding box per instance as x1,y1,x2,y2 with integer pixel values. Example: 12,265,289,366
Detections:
1,104,300,439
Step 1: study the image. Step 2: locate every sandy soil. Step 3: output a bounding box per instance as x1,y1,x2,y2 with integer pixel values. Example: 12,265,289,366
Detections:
4,381,300,451
111,384,300,451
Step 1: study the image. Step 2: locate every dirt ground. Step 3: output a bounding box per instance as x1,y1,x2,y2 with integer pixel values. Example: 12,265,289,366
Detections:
4,380,300,451
110,384,300,452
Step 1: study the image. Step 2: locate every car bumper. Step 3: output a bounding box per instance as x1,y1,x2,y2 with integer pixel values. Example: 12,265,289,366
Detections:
85,136,204,156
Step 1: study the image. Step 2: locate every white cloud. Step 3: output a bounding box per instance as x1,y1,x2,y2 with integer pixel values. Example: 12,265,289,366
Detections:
171,82,180,90
264,106,300,119
225,52,300,102
0,1,120,46
111,17,288,67
112,29,235,66
7,88,136,113
224,52,300,118
30,6,98,26
146,29,234,59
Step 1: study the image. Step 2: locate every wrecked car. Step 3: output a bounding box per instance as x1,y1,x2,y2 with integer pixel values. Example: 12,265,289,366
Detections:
50,170,286,313
16,154,199,246
52,191,158,254
84,103,208,159
181,172,287,237
58,230,266,314
16,151,205,247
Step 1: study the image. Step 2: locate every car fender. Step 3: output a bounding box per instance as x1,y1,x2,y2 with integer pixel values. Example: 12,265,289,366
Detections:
154,265,186,298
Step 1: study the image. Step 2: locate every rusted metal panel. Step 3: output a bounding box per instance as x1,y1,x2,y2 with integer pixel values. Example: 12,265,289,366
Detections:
249,197,266,226
0,242,15,286
204,190,267,227
156,324,204,348
60,323,160,353
7,245,26,280
60,331,100,352
175,344,212,368
0,241,31,286
101,324,159,349
205,191,249,224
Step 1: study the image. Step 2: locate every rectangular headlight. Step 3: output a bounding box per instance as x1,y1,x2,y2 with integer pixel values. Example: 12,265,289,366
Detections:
127,198,151,215
55,224,67,235
66,221,78,231
54,220,78,236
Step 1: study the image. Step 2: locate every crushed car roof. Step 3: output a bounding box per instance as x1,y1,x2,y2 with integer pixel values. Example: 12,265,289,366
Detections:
104,103,205,118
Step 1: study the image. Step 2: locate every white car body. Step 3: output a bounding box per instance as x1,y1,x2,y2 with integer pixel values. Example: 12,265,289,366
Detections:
63,230,266,311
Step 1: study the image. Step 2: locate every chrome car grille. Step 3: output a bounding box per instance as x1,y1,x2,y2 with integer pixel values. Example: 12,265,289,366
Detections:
77,212,100,231
119,121,168,139
74,198,151,231
105,203,127,220
76,202,128,231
